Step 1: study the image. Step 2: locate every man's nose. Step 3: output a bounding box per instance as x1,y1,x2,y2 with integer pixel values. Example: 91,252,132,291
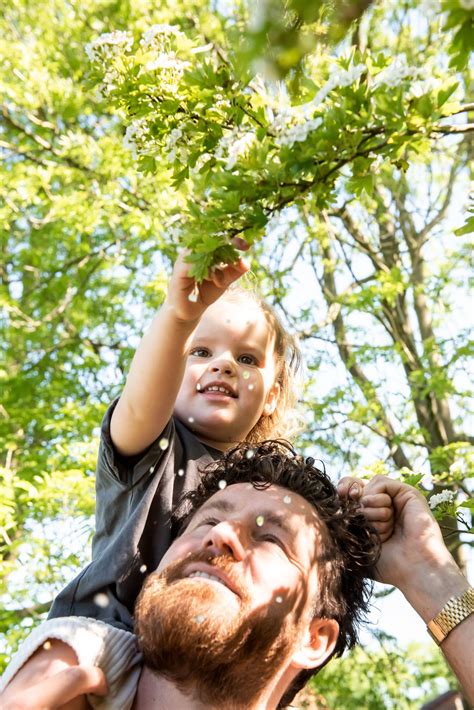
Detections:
203,521,246,561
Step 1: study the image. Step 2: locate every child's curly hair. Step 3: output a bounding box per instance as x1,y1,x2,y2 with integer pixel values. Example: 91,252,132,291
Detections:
173,440,380,707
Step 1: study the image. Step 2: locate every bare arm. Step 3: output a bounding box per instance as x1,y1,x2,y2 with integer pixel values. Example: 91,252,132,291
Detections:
0,640,107,709
110,251,249,456
339,476,474,703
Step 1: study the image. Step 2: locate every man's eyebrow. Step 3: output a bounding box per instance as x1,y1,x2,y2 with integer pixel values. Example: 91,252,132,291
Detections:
258,511,293,537
192,499,235,518
190,501,295,539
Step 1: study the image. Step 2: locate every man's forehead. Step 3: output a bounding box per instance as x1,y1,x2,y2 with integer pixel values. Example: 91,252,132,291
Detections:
192,483,320,528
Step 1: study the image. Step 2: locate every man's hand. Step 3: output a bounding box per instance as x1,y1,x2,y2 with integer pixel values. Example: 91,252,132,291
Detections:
0,665,107,710
338,474,447,587
339,475,474,705
165,250,250,323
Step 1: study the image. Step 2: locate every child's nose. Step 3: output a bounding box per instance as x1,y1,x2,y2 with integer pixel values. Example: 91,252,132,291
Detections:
209,356,236,376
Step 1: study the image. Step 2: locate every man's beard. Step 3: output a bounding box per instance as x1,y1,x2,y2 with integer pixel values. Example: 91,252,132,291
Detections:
134,550,306,708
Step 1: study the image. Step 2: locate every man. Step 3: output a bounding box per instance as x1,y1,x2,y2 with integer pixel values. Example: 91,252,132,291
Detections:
1,441,473,708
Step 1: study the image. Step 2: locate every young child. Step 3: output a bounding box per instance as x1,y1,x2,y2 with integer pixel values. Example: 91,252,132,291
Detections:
47,249,302,631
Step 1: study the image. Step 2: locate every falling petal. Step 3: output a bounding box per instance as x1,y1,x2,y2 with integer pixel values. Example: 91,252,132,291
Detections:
256,515,265,527
194,614,206,623
248,384,254,390
283,495,292,504
246,449,255,459
149,466,155,473
159,438,169,450
243,371,250,380
196,383,202,391
140,564,147,573
188,416,195,423
94,593,109,609
218,479,227,489
43,641,52,650
178,469,185,476
188,291,198,302
276,596,283,604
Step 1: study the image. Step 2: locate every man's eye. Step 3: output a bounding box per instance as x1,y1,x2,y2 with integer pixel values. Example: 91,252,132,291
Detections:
239,354,257,365
259,534,284,548
191,348,211,358
198,517,220,527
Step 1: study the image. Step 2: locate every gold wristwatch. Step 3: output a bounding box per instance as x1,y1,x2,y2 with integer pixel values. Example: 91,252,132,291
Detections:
427,588,474,645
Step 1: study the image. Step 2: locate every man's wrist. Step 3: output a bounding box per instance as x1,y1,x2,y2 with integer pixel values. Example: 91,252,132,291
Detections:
427,588,474,644
400,554,470,625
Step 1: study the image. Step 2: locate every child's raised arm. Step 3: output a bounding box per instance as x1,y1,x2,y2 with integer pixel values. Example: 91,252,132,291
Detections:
110,251,249,456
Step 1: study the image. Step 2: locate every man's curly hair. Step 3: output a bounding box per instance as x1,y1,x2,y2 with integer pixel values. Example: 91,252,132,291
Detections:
172,440,380,707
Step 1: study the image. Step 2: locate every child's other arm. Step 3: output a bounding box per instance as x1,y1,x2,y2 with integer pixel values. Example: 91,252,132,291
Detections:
0,640,107,709
111,251,249,456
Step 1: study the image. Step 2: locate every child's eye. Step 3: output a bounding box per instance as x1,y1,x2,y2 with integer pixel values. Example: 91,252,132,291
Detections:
190,348,211,358
239,354,257,365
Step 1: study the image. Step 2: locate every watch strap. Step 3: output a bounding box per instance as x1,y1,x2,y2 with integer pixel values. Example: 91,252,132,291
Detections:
427,587,474,645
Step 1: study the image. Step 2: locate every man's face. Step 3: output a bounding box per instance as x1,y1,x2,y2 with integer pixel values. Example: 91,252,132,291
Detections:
173,298,280,450
135,484,333,707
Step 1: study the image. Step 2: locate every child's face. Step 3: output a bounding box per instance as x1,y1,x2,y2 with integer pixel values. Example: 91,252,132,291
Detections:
174,297,280,450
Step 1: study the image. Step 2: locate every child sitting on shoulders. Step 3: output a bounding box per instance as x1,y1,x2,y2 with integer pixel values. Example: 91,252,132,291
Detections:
48,249,301,630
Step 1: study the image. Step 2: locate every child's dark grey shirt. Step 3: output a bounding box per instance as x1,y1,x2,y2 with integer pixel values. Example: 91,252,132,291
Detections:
48,399,221,631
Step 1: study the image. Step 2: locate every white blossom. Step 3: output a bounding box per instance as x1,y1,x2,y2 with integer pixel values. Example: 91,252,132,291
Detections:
449,460,464,475
122,118,148,160
215,128,256,170
408,76,440,98
460,0,474,9
373,54,419,88
165,126,190,165
305,63,367,109
429,490,455,510
269,63,365,147
85,31,133,63
276,116,322,148
369,152,384,173
140,24,184,48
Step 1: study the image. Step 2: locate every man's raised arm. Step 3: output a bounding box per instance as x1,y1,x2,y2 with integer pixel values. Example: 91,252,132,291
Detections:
339,475,473,704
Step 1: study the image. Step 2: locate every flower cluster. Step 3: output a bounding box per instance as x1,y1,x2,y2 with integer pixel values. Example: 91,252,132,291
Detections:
373,54,419,88
165,126,190,165
85,30,133,63
270,63,365,148
215,128,256,170
429,490,455,510
122,118,149,160
275,116,322,148
140,23,185,49
311,63,366,106
140,23,190,82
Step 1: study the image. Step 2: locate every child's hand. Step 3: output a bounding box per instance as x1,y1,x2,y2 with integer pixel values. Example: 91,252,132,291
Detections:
338,475,395,543
166,249,250,323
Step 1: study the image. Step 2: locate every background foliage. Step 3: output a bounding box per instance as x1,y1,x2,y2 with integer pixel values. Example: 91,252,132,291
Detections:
1,0,472,704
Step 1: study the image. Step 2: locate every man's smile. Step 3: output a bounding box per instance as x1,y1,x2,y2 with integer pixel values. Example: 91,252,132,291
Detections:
183,563,241,598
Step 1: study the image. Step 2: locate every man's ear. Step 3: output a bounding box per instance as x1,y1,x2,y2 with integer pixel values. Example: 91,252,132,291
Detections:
263,381,281,416
290,618,339,670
